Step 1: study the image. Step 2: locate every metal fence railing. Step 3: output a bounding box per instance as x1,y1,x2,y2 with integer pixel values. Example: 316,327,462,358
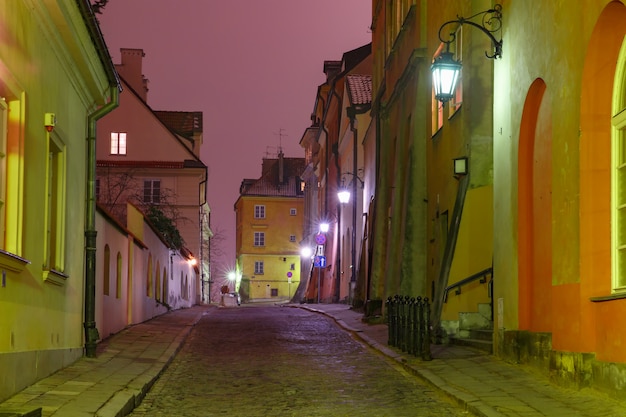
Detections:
386,295,432,360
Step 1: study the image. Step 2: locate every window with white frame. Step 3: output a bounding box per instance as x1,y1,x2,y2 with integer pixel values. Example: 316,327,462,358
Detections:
254,232,265,247
290,208,297,216
0,98,6,249
612,102,626,291
110,132,127,155
254,261,264,274
289,235,296,242
143,179,161,204
254,205,266,219
0,93,25,259
44,133,67,273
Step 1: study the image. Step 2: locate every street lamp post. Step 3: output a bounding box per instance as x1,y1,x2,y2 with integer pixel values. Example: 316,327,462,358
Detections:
338,173,364,304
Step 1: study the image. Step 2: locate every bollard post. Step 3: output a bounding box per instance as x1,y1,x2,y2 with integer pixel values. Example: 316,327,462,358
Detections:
402,296,410,352
386,297,393,346
423,297,432,361
415,296,423,357
407,297,415,355
398,296,404,351
392,295,400,347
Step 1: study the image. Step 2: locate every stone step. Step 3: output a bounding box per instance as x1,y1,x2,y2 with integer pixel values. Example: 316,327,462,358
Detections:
449,335,493,354
469,328,493,341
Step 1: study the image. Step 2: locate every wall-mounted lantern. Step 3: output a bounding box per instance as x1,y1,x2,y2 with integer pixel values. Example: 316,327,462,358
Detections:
431,4,503,103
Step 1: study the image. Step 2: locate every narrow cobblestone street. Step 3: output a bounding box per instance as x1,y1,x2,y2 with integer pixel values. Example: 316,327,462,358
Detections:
130,305,471,417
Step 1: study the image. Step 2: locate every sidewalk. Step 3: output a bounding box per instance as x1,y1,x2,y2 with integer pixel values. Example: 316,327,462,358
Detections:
0,305,208,417
300,303,626,417
2,303,626,417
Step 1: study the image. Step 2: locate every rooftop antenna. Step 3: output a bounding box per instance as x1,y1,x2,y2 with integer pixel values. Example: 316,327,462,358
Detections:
274,128,287,154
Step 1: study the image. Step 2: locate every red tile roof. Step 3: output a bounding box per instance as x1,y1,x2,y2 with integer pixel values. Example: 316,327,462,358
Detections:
154,111,203,137
346,74,372,106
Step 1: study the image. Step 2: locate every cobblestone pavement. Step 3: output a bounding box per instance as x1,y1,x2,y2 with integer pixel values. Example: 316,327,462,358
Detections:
130,305,472,417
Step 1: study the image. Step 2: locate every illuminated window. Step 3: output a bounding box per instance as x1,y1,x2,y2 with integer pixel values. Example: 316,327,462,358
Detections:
612,99,626,291
432,94,444,135
254,261,264,274
110,132,127,155
254,205,266,219
143,179,161,204
448,26,463,117
431,43,444,136
44,133,66,274
254,232,265,247
0,98,6,248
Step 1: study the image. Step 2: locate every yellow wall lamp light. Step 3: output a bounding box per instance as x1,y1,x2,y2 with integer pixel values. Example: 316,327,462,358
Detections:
431,4,503,103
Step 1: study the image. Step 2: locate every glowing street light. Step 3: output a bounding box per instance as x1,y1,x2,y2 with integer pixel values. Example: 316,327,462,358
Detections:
301,246,312,258
227,271,236,291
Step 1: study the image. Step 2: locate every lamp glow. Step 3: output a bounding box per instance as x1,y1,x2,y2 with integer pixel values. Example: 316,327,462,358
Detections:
431,51,462,103
301,247,312,258
337,188,351,204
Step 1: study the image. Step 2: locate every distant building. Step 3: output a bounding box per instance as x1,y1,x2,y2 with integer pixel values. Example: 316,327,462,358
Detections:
234,152,305,302
298,44,372,305
95,48,211,304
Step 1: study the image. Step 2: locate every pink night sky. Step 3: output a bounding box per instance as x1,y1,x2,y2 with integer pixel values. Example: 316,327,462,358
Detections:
98,1,372,272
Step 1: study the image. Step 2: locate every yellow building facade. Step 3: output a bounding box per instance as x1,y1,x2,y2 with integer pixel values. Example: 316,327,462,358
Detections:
493,0,626,396
235,154,305,302
368,0,626,398
0,0,119,400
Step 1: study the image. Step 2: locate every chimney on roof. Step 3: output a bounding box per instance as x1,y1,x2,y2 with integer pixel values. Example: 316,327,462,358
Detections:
323,60,342,83
116,48,150,102
278,150,284,184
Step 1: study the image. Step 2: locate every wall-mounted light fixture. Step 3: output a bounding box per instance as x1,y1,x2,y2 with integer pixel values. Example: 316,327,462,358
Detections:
453,156,469,177
337,171,364,204
44,113,56,132
431,4,503,103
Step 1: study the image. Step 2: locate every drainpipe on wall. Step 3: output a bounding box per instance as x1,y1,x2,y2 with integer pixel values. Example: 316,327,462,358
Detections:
84,86,119,357
78,0,122,358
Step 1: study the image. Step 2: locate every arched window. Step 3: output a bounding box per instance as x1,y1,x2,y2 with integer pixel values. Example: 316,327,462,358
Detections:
103,245,110,296
147,254,153,297
116,252,122,299
611,38,626,291
162,267,168,304
155,260,161,301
